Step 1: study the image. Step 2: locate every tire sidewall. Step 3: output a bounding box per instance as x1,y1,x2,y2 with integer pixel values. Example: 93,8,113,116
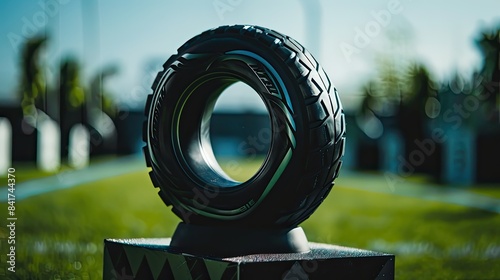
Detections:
148,34,309,224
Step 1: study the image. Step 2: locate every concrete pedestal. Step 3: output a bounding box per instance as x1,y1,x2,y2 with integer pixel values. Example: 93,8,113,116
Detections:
103,238,394,280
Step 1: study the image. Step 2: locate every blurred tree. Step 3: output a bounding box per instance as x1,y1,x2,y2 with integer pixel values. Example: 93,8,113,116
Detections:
58,57,86,158
59,58,85,110
401,63,438,117
89,65,119,117
357,81,384,140
357,61,438,173
19,36,48,124
86,65,119,155
475,25,500,123
359,61,437,123
366,19,416,117
399,63,437,150
473,25,500,183
477,26,500,84
376,57,404,114
359,81,377,117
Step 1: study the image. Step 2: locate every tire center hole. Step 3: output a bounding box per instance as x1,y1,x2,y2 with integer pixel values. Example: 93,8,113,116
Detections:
209,82,271,182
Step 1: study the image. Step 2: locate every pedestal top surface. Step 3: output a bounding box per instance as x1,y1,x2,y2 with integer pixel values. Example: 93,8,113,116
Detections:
105,238,393,262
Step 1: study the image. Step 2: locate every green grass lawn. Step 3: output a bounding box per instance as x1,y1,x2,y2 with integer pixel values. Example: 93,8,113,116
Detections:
0,155,120,184
0,162,58,184
0,161,499,279
470,186,500,199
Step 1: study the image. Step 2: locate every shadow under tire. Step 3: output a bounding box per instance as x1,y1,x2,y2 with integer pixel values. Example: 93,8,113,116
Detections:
143,25,346,228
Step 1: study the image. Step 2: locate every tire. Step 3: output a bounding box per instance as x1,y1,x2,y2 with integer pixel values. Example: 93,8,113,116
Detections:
143,25,345,228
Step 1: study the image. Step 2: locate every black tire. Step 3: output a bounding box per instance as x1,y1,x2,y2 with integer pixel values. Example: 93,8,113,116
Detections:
143,25,345,228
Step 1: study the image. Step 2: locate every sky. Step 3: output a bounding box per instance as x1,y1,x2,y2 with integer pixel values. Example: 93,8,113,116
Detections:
0,0,499,112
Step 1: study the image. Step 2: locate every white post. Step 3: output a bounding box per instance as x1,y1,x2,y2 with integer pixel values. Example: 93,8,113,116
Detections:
0,118,12,176
37,118,61,172
69,124,90,169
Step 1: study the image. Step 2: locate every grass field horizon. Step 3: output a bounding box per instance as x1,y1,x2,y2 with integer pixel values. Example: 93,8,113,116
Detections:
0,158,499,279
